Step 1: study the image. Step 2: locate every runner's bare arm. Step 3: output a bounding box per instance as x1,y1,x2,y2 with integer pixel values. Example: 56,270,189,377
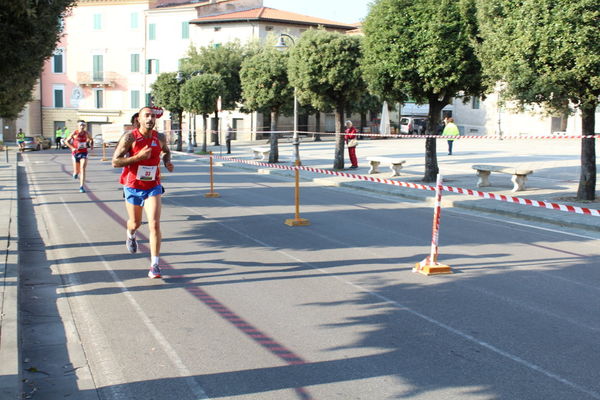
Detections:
158,133,174,172
112,132,138,168
87,132,94,150
65,133,76,151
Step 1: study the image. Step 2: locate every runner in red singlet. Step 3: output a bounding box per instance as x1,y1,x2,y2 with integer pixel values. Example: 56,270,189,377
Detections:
65,121,94,193
112,107,174,279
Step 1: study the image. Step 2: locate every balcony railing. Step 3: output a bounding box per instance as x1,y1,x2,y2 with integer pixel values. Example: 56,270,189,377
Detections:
77,71,117,87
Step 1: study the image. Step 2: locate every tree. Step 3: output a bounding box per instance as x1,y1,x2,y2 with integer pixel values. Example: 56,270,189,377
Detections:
477,0,599,200
363,0,483,181
151,72,184,151
352,92,381,135
288,29,365,170
179,74,224,153
184,42,246,145
0,0,76,119
240,46,293,163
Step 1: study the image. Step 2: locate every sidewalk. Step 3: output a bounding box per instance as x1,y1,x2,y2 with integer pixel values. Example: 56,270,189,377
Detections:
0,147,19,399
186,135,600,232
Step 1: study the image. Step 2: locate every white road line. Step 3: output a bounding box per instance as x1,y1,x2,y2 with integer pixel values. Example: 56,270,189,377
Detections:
170,198,600,400
24,161,129,400
60,201,210,400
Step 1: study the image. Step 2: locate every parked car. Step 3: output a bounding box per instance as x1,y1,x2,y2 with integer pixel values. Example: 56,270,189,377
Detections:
93,134,103,146
399,116,428,135
22,135,52,151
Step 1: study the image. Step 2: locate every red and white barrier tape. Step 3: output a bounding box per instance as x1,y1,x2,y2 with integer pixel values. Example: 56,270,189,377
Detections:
161,129,599,140
198,154,600,217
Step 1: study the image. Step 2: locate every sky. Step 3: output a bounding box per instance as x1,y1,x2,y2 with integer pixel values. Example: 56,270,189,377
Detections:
263,0,371,24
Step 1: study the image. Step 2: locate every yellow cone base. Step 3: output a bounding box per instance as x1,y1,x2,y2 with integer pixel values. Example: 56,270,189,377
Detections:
204,192,220,198
284,218,310,227
413,258,452,276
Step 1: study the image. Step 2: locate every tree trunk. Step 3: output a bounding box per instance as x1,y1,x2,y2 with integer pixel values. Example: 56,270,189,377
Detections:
268,109,279,163
201,113,208,153
333,104,345,170
423,98,444,182
176,111,183,151
313,112,321,142
212,110,220,146
576,102,597,201
360,112,367,138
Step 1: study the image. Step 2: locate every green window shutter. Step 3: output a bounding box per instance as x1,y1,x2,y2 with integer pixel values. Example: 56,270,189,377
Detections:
54,89,64,108
181,21,189,39
145,93,152,107
149,23,156,40
53,54,63,73
145,59,151,74
155,59,159,74
93,55,103,81
131,90,140,109
93,14,101,30
131,54,139,73
130,12,138,29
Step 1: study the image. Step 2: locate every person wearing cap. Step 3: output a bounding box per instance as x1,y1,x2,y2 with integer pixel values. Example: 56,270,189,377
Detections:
344,120,358,169
112,107,174,279
65,121,93,192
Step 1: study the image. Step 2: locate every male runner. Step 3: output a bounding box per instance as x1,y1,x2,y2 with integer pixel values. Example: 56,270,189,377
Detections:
112,107,174,279
65,121,93,192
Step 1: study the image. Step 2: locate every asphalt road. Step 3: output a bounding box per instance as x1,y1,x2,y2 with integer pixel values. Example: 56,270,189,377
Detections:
19,149,600,400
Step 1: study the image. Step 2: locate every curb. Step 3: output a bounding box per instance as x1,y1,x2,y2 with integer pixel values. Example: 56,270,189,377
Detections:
175,151,599,233
0,156,20,400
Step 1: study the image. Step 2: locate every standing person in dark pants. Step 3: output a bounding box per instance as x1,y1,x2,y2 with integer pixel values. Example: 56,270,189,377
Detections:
442,117,459,155
225,124,233,154
344,120,358,169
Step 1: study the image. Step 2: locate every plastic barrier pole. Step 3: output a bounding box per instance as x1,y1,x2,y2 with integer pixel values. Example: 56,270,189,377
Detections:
101,143,108,161
413,174,452,275
204,151,220,198
284,160,310,226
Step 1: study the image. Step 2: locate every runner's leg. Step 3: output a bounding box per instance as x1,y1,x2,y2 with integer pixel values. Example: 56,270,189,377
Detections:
125,201,143,235
79,157,87,187
143,194,162,259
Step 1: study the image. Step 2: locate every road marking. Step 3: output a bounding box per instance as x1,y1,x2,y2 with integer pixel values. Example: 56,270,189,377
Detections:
170,198,600,400
60,201,210,400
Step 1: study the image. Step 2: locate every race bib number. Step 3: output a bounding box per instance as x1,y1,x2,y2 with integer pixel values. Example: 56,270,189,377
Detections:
136,165,157,181
78,142,87,149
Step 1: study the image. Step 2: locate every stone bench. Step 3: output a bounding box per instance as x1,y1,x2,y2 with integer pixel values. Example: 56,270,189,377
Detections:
366,157,406,177
472,164,534,192
251,146,270,161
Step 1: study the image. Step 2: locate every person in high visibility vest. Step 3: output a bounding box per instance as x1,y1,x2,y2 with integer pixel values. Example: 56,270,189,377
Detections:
55,127,63,149
17,129,25,152
442,117,460,155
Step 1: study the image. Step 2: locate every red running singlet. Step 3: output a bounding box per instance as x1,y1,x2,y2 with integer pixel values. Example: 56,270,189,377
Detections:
119,129,162,190
72,130,89,154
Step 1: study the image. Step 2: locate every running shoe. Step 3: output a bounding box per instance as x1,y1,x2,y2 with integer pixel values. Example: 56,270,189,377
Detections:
126,236,137,254
79,186,85,193
73,174,78,179
148,264,162,279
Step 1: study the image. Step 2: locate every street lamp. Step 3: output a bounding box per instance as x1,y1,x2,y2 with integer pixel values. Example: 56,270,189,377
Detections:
177,70,203,153
274,33,300,165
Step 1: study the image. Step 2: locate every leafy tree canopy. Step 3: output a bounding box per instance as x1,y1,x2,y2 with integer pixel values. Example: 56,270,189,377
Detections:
151,72,183,115
0,0,75,119
477,0,600,113
240,46,293,115
179,73,225,116
183,42,246,111
362,0,483,106
288,29,365,113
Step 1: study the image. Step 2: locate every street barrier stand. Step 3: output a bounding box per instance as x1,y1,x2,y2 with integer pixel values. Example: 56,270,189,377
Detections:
101,143,108,161
204,151,220,198
413,174,452,275
284,160,310,227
